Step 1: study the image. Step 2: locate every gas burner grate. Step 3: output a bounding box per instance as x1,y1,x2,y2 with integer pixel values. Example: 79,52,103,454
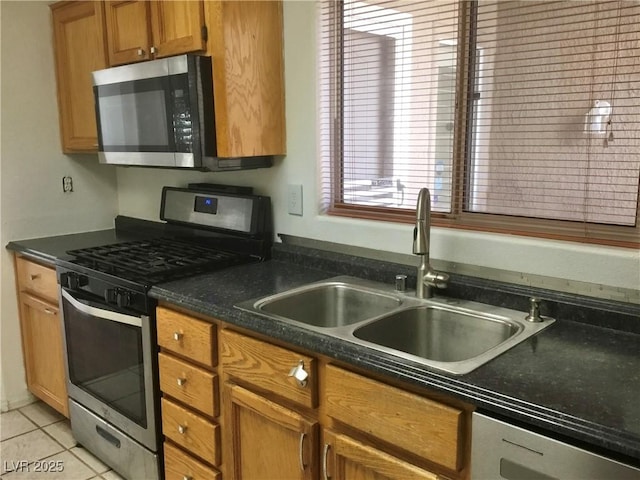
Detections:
67,238,250,284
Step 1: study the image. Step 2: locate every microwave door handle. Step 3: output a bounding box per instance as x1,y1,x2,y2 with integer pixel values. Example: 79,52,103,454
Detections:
61,289,142,328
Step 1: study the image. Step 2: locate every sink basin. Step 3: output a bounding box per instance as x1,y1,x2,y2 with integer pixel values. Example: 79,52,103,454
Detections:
235,276,555,375
250,281,403,328
353,306,521,363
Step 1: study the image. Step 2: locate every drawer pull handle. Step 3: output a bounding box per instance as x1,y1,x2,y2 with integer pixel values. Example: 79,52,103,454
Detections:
30,274,41,280
173,332,183,341
288,360,309,388
178,424,187,434
299,433,307,471
177,377,187,387
44,308,56,315
183,477,192,480
322,443,331,480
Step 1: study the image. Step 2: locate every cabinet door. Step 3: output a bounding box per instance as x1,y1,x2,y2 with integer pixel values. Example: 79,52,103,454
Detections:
225,384,318,480
104,0,152,65
51,1,108,153
205,1,286,157
19,293,68,417
149,1,206,59
323,430,440,480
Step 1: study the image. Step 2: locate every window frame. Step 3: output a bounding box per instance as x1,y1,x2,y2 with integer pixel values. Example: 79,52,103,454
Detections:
323,0,640,248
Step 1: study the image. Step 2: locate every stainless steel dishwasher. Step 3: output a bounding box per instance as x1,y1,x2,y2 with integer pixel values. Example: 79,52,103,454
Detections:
471,412,640,479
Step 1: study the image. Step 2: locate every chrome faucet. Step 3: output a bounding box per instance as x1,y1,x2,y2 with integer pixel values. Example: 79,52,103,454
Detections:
413,188,449,298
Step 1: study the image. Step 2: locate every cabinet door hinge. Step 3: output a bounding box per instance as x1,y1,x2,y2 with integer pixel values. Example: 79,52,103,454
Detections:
201,25,208,43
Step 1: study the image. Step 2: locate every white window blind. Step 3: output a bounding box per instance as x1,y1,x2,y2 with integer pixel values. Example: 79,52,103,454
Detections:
319,0,460,213
468,1,640,227
319,0,640,244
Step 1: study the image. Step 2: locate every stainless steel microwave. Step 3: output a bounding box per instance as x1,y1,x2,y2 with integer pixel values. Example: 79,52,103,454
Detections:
92,55,272,171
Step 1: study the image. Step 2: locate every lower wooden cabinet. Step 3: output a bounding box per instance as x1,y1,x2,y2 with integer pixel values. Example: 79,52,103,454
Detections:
19,293,68,416
323,430,440,480
163,441,221,480
325,364,464,473
157,307,222,478
15,256,68,417
225,383,319,480
159,305,472,480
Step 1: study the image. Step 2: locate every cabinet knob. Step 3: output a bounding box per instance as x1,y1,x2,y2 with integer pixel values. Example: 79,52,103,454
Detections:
173,332,183,341
178,424,187,434
136,48,145,57
177,377,187,387
288,360,309,388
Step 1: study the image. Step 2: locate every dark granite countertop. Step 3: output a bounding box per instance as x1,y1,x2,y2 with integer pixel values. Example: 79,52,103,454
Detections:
149,251,640,466
7,229,124,266
6,229,640,465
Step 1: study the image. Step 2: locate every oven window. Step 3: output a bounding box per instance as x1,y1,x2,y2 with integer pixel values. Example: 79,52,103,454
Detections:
63,296,147,428
95,76,177,153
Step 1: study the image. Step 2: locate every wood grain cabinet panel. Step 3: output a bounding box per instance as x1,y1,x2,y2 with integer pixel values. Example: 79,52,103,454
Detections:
163,441,221,480
16,257,59,304
325,365,464,472
104,0,152,65
205,0,286,157
104,0,205,66
50,1,108,153
225,384,319,480
157,306,216,368
158,352,218,418
323,430,440,480
162,398,221,467
149,1,206,59
220,328,318,409
14,257,68,417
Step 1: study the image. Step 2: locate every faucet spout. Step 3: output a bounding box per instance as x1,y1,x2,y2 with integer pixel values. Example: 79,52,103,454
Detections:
413,188,449,299
413,188,430,255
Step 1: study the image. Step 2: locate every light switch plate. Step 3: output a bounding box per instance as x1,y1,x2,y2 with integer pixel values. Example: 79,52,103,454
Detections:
288,184,303,216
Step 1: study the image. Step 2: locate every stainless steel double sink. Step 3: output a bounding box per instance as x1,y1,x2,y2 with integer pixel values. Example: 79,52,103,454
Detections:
235,276,555,375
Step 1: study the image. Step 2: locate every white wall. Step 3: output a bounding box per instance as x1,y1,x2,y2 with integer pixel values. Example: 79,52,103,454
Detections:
117,1,639,293
0,1,119,410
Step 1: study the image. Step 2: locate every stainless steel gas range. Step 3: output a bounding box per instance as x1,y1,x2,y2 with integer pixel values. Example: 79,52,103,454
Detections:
56,186,271,479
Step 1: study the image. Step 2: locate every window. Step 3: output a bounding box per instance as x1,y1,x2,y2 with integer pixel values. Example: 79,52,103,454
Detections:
319,0,640,246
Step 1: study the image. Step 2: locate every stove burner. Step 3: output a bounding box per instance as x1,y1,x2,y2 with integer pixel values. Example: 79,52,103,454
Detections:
66,238,251,284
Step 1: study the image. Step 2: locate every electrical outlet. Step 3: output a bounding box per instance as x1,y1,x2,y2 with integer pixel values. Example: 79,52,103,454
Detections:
288,184,303,216
62,176,73,193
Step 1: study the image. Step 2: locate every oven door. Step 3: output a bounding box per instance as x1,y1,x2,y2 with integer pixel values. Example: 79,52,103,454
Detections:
60,288,158,451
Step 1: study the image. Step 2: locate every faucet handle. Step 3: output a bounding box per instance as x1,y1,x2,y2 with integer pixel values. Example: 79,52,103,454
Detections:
423,270,449,290
432,272,449,289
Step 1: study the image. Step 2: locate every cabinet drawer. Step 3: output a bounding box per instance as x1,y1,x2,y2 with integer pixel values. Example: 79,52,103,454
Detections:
159,352,219,418
164,441,221,480
16,257,58,303
157,307,217,368
220,329,318,409
325,365,464,472
161,398,220,466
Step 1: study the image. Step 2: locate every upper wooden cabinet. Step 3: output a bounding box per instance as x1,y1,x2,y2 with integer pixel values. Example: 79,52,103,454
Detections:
205,1,286,157
104,1,206,66
50,1,108,153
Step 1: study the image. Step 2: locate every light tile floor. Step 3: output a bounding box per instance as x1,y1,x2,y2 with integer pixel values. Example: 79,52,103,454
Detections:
0,402,125,480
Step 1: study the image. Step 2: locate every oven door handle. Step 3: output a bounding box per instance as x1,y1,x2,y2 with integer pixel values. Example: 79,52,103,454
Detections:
61,289,142,327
